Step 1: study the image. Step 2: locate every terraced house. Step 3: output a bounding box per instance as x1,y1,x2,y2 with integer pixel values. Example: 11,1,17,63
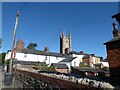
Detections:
5,33,104,73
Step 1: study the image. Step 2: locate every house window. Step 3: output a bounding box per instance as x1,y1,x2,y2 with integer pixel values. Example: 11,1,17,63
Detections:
24,54,27,58
74,61,76,66
45,56,47,60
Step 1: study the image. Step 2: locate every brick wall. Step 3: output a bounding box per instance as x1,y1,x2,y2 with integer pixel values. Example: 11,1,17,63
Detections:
15,39,24,52
105,40,120,82
14,39,24,59
55,68,68,74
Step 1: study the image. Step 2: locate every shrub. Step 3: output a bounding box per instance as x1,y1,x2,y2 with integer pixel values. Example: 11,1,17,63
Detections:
34,62,55,72
102,66,109,71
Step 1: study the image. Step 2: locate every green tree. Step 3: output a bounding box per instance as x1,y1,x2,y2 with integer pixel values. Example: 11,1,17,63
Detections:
79,62,90,68
2,53,6,64
0,53,6,65
102,66,109,71
27,43,37,49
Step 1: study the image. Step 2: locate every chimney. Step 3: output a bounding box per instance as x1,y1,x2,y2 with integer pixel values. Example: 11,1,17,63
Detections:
112,22,119,37
44,47,49,53
13,39,24,59
104,22,120,84
15,39,24,52
91,54,94,56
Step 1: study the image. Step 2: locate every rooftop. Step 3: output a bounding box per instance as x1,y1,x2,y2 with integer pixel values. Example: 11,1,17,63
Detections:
60,57,76,62
72,66,104,73
104,36,120,45
51,63,69,69
69,51,86,55
12,60,39,65
19,49,68,58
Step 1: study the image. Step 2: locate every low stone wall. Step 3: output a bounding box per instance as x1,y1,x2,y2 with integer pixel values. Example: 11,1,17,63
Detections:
13,69,107,90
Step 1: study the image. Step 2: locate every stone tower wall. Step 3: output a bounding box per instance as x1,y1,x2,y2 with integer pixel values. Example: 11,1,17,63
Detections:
60,32,72,54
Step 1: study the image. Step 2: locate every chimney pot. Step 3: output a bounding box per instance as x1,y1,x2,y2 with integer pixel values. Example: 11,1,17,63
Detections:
44,47,49,52
112,22,119,37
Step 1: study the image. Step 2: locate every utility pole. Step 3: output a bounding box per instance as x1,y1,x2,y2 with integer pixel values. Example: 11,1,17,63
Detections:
9,11,19,74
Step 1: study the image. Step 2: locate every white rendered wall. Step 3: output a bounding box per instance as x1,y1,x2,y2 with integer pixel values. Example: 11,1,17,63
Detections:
45,56,65,65
5,52,11,60
5,51,65,65
101,62,109,67
15,53,45,62
5,51,15,60
71,54,84,67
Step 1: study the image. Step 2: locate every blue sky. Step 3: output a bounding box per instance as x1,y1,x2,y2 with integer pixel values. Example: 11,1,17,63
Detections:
2,2,118,58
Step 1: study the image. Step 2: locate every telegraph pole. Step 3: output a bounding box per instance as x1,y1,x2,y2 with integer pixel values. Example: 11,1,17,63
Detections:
9,11,19,74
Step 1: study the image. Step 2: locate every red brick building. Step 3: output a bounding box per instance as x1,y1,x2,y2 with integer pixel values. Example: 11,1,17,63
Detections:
51,63,69,74
104,22,120,83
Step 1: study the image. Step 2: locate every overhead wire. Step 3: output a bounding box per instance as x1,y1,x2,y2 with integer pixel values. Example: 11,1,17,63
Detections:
18,2,28,12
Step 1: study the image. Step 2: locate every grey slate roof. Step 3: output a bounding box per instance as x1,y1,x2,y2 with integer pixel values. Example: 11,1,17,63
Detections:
12,60,39,65
104,37,120,45
60,57,76,62
69,51,86,55
19,49,68,58
82,54,102,59
72,67,104,73
51,63,69,69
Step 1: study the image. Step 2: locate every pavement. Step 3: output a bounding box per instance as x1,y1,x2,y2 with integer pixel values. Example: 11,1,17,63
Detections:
0,66,13,90
0,67,4,90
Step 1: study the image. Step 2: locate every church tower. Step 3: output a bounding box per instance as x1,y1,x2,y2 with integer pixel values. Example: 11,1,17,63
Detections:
60,32,72,54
